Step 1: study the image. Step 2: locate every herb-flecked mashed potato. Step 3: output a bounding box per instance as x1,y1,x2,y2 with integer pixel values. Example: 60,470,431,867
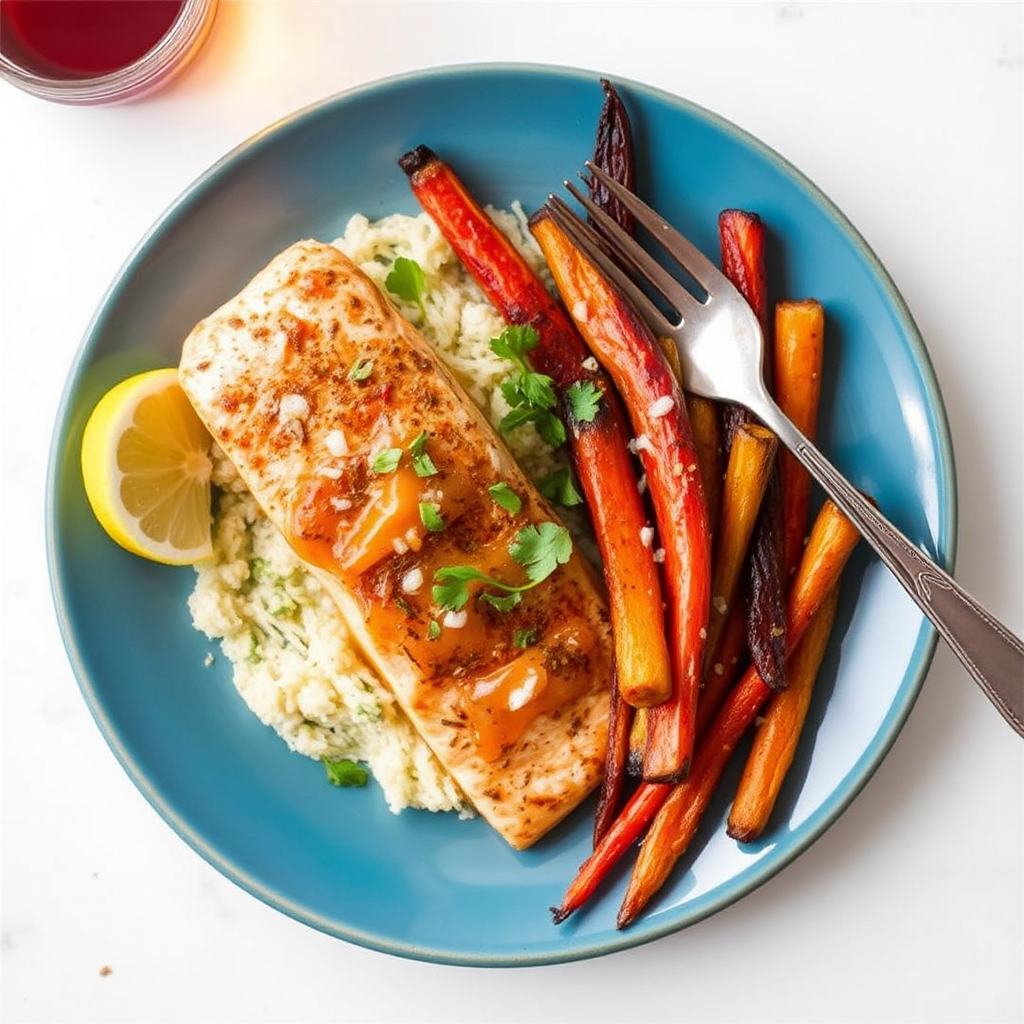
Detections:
188,204,575,815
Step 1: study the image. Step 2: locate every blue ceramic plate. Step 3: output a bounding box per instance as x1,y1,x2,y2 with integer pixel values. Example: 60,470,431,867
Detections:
47,64,955,966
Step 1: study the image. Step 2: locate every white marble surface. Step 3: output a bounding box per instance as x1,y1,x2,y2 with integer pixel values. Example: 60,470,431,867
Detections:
2,2,1022,1022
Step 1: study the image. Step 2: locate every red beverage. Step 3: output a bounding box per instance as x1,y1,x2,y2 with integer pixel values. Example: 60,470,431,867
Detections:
0,0,187,79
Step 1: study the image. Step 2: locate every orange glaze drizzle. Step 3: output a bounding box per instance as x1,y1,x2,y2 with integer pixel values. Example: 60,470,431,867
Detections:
285,429,596,762
458,619,598,760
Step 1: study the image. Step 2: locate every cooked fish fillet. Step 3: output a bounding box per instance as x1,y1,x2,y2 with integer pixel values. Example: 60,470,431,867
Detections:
179,239,612,849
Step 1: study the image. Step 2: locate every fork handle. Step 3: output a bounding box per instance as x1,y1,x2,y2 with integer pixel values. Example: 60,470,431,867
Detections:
757,400,1024,737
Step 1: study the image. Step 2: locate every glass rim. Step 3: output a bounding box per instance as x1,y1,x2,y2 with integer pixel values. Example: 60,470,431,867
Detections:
0,0,219,105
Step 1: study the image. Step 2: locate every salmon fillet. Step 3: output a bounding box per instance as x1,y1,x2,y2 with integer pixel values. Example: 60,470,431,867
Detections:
179,239,612,849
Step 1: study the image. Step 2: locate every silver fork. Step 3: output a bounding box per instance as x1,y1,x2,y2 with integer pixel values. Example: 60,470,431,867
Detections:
545,161,1024,738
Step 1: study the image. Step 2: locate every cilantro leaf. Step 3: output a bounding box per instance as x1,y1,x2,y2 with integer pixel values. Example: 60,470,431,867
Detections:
419,501,445,533
488,481,522,515
519,371,558,411
408,430,438,477
431,522,572,613
385,257,428,320
489,324,539,364
371,447,402,474
566,379,602,423
498,406,566,448
537,466,584,507
432,566,494,611
534,410,567,448
427,620,441,640
491,325,565,448
324,759,369,788
510,522,573,583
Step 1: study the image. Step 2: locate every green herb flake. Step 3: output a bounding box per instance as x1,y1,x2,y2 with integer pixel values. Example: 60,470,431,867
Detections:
348,358,373,382
324,759,369,788
481,591,522,612
419,501,445,533
566,379,603,423
514,628,538,649
385,256,428,321
488,481,522,515
537,466,584,508
371,447,402,474
408,430,438,477
427,620,442,640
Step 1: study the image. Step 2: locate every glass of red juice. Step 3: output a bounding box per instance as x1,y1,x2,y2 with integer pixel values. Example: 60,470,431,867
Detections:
0,0,219,104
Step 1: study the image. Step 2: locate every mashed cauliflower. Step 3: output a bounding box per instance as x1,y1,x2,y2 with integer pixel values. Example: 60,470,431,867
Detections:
188,204,571,815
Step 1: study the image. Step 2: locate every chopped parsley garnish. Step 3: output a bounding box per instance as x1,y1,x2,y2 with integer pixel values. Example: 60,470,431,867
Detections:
514,628,538,649
488,481,522,515
324,759,369,788
537,466,584,508
371,447,402,474
385,256,428,321
348,357,373,382
566,379,603,423
419,501,445,533
408,430,438,477
427,620,442,640
491,325,566,448
432,521,572,612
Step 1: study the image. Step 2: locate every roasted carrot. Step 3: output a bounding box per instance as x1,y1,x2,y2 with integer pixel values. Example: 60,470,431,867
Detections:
550,780,670,925
774,299,826,579
589,78,636,235
400,146,672,710
704,422,778,667
686,394,724,543
696,600,748,738
719,210,787,692
551,498,860,927
531,210,712,781
614,498,862,928
727,584,841,842
593,682,635,847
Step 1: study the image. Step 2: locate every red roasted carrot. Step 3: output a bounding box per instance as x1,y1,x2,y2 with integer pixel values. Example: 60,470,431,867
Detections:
531,210,712,782
593,681,635,847
400,146,672,711
550,780,670,925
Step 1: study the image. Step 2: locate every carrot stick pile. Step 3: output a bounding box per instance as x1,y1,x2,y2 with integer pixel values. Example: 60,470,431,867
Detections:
399,79,864,930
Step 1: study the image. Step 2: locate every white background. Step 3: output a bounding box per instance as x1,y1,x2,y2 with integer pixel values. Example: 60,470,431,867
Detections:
2,2,1022,1022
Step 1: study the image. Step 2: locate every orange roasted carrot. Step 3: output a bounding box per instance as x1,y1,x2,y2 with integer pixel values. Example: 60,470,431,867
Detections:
704,422,778,667
774,299,825,579
696,600,748,738
719,210,786,693
686,394,724,542
727,584,841,842
552,499,858,928
400,146,672,711
531,210,712,781
615,498,862,928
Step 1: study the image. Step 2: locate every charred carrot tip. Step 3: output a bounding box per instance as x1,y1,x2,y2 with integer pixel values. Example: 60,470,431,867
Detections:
397,144,436,177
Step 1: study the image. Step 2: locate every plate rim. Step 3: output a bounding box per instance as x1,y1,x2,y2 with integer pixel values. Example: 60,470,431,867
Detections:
45,60,957,967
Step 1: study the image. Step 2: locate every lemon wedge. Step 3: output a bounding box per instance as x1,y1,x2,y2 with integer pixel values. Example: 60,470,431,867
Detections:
81,367,214,565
